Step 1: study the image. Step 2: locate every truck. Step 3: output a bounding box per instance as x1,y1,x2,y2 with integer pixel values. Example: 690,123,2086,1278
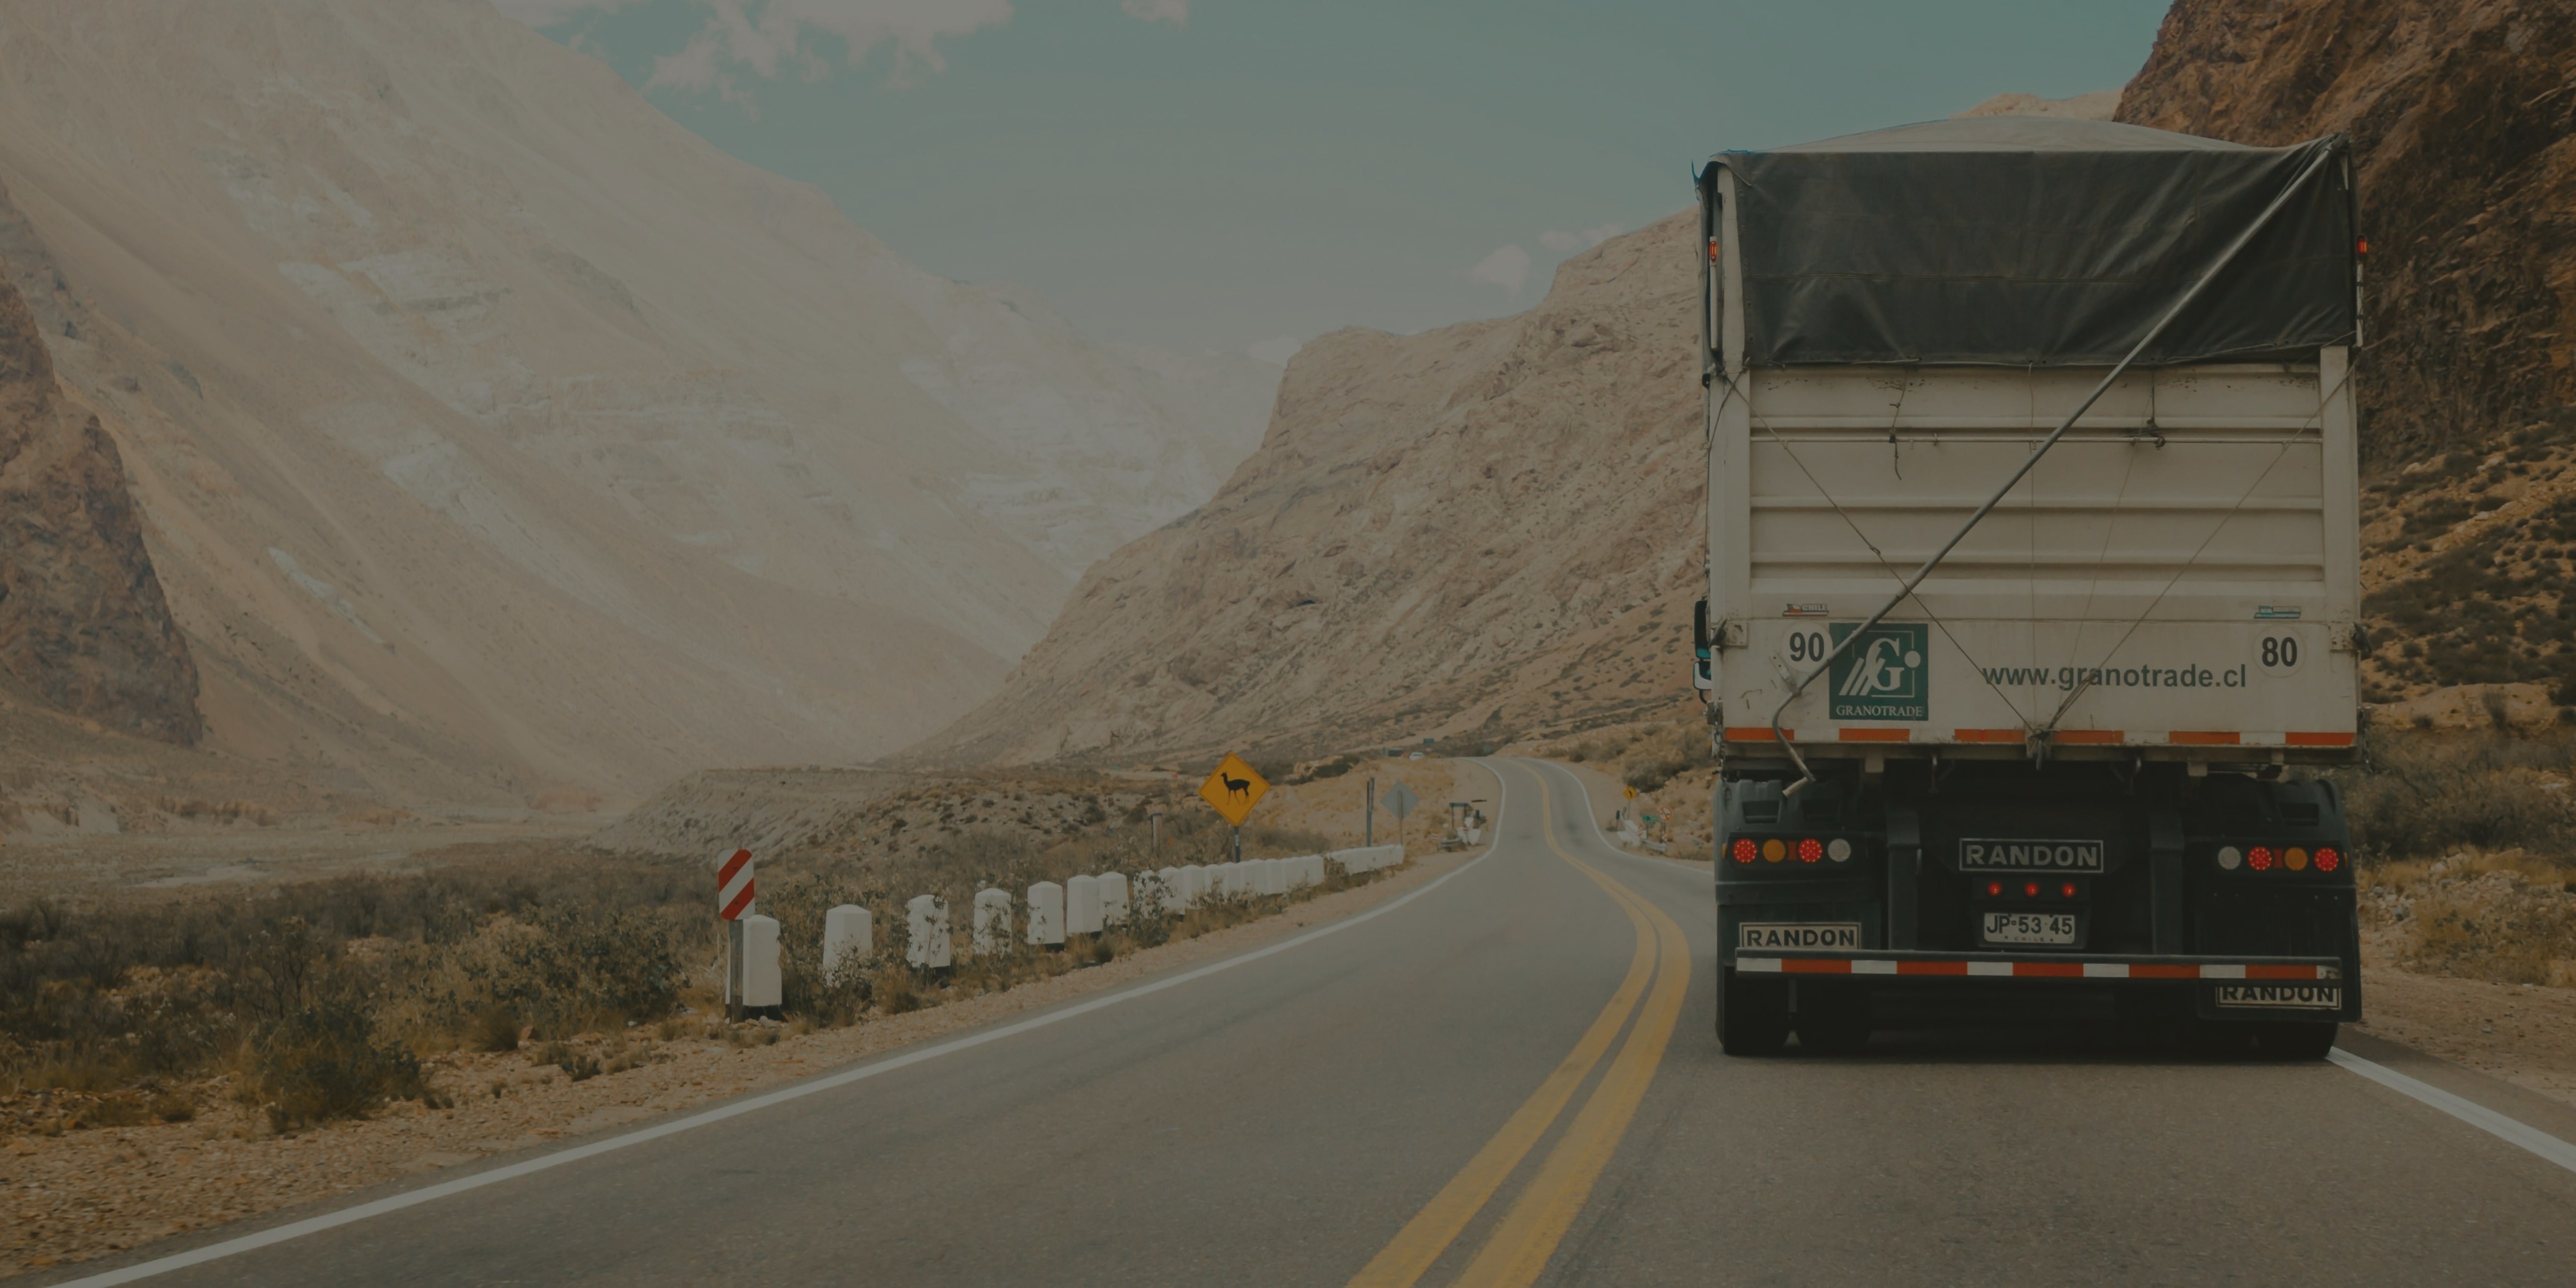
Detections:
1693,117,2364,1059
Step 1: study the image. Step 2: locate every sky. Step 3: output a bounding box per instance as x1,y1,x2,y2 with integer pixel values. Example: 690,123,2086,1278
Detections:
502,1,2172,359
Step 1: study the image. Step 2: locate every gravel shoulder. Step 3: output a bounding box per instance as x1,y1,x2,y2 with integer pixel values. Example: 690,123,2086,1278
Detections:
1,850,1480,1278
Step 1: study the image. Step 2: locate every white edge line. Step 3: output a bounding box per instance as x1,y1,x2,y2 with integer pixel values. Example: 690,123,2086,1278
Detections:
2328,1048,2576,1176
60,781,1509,1288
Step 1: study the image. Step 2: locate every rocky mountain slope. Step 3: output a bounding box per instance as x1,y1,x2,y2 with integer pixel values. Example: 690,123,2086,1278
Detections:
2120,0,2576,708
0,0,1274,804
915,214,1710,766
0,201,199,746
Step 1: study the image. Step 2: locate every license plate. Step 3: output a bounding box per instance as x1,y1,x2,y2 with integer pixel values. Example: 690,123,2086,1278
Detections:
2215,983,2342,1010
1981,911,2077,945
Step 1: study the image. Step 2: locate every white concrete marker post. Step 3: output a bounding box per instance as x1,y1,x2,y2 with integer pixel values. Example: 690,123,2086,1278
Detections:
1157,866,1187,913
742,914,782,1011
1099,872,1130,926
1067,873,1103,936
1179,864,1205,906
1027,881,1066,948
1256,858,1284,896
822,905,871,984
972,888,1012,955
906,894,951,970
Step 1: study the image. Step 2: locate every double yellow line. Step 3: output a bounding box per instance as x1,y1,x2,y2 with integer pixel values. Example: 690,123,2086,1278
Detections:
1348,763,1692,1288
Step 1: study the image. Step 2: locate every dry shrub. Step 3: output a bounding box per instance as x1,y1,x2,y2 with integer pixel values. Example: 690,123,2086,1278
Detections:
2340,727,2576,862
2361,850,2576,985
247,999,424,1131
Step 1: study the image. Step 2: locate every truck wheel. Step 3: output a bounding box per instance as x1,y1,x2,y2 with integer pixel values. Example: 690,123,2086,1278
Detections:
2251,1021,2338,1061
1717,967,1789,1056
1794,981,1871,1056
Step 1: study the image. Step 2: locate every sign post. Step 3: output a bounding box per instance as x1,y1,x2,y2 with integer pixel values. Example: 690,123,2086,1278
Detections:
1365,776,1376,847
717,847,754,1023
1149,803,1166,852
1197,753,1270,865
1383,781,1420,854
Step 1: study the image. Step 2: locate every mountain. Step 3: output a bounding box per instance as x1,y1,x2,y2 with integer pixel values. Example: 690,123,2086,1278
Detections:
912,214,1710,766
0,0,1274,804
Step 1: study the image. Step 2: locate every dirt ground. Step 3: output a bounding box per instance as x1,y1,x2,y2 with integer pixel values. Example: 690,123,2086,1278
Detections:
0,849,1480,1278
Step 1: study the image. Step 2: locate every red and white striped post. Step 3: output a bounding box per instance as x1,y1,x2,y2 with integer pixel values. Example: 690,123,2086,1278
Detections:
717,848,754,1022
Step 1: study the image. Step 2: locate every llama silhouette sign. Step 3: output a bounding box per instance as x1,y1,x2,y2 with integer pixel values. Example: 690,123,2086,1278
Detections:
1197,753,1269,827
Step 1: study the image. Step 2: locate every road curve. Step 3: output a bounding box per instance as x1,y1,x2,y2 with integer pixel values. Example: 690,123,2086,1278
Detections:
51,758,2576,1286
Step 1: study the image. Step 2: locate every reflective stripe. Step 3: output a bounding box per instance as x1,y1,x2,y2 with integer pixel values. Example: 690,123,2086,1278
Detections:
1723,727,1789,742
2287,731,2355,747
2081,962,2129,978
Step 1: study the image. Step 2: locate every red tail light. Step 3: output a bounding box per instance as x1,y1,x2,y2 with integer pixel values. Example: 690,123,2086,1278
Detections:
1797,838,1823,863
2247,846,2275,872
2023,881,2040,898
2315,846,2341,873
1985,881,2002,897
1732,837,1756,863
2060,882,2077,898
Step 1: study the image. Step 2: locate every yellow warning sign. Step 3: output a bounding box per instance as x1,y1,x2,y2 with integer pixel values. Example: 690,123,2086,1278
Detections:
1197,753,1269,828
1624,785,1639,800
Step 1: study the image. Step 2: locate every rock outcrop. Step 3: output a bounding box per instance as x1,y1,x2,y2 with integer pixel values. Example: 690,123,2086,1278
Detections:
0,183,200,745
914,215,1710,766
2119,0,2576,462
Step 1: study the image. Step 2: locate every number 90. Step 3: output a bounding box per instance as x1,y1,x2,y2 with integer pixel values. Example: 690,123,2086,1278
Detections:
1786,630,1829,664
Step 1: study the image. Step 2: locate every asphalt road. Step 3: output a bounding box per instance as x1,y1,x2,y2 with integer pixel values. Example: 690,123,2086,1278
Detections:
60,759,2576,1286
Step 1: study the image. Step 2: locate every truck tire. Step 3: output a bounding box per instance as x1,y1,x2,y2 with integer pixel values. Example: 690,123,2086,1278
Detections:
2251,1021,2338,1062
1794,980,1871,1056
1717,967,1789,1056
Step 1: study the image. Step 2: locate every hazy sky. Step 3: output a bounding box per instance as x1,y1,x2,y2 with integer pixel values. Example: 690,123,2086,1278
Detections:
504,1,2171,358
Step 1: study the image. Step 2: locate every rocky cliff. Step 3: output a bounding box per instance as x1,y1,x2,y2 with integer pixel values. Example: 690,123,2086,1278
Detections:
2119,0,2576,462
0,184,200,745
915,215,1710,766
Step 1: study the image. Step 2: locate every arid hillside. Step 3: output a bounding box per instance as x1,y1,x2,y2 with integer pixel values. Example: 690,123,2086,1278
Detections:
0,0,1273,806
916,214,1710,766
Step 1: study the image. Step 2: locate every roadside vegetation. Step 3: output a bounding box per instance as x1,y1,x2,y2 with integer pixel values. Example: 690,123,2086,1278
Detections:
2338,723,2576,988
1,784,1372,1138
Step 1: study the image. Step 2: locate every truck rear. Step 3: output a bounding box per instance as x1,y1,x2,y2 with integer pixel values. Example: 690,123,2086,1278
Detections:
1693,118,2364,1058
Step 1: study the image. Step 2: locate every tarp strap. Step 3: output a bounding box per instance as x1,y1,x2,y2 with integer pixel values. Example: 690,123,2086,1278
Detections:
1768,142,2343,794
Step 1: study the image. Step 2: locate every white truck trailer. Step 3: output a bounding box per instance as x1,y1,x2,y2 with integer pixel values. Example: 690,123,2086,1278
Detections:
1695,118,2363,1058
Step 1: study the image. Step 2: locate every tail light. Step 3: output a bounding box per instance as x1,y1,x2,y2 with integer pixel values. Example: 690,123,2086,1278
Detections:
1797,838,1823,863
1762,838,1787,863
2060,882,2077,898
2246,846,2275,872
1985,881,2002,897
2315,846,2341,873
1826,838,1853,862
2216,845,2242,870
2284,846,2310,872
2022,881,2040,898
1732,838,1757,864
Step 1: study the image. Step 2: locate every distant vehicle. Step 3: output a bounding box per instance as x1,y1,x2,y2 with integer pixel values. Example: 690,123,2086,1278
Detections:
1694,118,2362,1059
1408,750,1426,760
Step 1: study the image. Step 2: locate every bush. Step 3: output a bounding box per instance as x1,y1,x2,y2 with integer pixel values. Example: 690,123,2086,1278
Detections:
249,999,424,1130
2341,728,2576,862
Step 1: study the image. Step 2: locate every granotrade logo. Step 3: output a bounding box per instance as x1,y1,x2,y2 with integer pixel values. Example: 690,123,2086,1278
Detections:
1828,621,1928,721
1958,838,2105,872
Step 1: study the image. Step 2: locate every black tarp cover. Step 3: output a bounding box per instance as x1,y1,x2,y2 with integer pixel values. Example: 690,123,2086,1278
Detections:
1703,118,2355,367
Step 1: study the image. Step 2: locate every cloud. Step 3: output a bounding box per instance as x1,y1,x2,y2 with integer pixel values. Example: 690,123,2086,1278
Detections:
1467,244,1532,295
1120,0,1191,24
1538,222,1623,254
499,2,1014,94
490,0,649,23
1246,335,1302,365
